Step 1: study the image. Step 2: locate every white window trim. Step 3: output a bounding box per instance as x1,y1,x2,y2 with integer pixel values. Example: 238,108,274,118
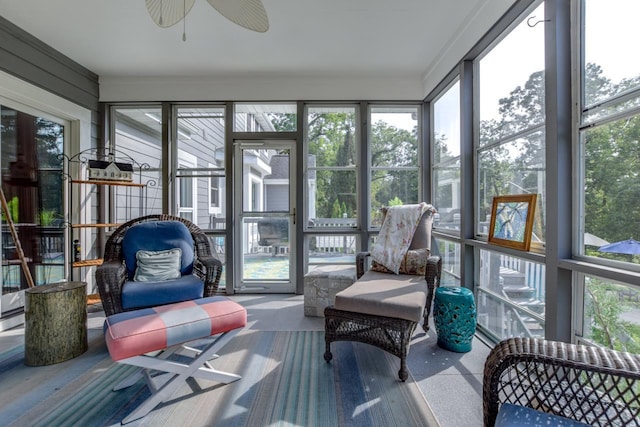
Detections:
208,162,221,214
177,150,197,218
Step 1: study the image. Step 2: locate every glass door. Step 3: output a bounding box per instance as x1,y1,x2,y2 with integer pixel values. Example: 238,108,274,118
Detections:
1,106,66,316
234,141,295,293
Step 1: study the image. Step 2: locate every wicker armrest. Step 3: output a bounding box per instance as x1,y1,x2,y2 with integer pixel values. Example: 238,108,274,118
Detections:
423,255,442,327
193,255,223,297
95,261,127,317
483,337,640,427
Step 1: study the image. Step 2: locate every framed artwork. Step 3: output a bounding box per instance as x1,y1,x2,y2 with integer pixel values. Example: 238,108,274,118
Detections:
488,194,537,251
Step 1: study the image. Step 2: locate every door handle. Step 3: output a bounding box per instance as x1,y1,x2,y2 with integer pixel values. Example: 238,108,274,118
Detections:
292,208,296,225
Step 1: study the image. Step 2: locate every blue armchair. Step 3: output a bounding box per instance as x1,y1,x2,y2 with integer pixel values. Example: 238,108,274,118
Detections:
95,215,222,317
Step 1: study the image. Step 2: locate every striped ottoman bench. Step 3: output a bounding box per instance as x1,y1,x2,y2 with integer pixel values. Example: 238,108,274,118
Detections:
104,296,247,424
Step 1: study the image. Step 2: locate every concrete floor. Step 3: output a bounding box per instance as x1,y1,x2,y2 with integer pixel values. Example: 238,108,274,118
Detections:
0,294,489,426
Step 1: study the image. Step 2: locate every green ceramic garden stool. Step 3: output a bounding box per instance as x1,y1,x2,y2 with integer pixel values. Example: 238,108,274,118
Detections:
433,286,477,353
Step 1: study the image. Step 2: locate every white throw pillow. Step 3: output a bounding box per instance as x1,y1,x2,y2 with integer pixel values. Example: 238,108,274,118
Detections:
133,248,182,282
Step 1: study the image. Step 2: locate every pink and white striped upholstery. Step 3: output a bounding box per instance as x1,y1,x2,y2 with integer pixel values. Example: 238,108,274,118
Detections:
104,296,247,423
105,296,247,361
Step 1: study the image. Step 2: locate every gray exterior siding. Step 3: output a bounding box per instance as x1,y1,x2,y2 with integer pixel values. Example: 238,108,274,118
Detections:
0,16,99,112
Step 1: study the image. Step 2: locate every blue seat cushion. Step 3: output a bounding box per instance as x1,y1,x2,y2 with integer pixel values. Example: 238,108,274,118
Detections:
122,221,195,280
495,403,591,427
121,274,204,310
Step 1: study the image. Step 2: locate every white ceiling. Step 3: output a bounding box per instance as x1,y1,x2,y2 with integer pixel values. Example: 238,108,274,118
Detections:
0,0,516,101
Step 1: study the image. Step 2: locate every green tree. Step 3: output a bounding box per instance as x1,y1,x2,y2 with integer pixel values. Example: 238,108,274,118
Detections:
483,62,640,350
266,112,296,132
306,111,357,219
586,281,640,353
388,197,403,207
479,70,545,225
369,121,419,212
331,199,341,218
35,117,64,218
273,109,420,220
583,61,640,247
1,109,64,223
482,64,640,248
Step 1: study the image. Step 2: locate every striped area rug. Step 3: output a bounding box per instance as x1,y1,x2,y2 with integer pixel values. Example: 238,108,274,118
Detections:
0,329,439,426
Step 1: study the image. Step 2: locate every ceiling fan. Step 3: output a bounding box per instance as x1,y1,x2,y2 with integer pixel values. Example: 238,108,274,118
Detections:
145,0,269,34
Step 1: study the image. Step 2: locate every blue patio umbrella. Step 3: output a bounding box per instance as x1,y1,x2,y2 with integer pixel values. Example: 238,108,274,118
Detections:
598,238,640,255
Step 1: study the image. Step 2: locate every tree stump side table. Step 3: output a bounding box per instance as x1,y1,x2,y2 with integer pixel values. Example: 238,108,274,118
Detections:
24,281,88,366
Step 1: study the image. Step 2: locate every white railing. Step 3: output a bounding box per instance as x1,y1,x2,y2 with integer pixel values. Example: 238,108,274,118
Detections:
309,218,358,228
313,235,356,254
477,251,546,339
308,218,357,253
480,251,545,301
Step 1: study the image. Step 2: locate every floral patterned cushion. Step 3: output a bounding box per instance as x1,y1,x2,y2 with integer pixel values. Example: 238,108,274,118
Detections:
371,203,434,274
371,248,430,275
380,206,434,250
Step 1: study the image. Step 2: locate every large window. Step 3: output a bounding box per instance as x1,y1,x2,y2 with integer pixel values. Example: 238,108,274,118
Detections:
234,103,297,132
174,106,226,230
580,274,640,353
304,105,358,267
577,0,640,350
369,105,421,227
579,0,640,268
1,105,65,311
174,106,227,287
432,80,462,286
305,105,358,228
433,80,461,233
475,3,546,339
113,107,163,219
477,249,546,340
477,3,545,245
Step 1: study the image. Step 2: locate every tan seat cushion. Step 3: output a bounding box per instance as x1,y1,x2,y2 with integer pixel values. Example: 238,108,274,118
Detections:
333,270,427,322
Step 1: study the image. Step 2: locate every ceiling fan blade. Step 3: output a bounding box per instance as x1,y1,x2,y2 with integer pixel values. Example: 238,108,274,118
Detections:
146,0,196,28
207,0,270,33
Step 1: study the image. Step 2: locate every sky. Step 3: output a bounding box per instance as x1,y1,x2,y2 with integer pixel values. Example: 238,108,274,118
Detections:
584,0,640,83
479,0,640,119
373,110,417,132
434,0,640,150
479,3,545,122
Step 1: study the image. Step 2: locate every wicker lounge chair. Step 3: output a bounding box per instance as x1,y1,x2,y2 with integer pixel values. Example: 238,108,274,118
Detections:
483,337,640,426
324,205,442,381
95,214,222,317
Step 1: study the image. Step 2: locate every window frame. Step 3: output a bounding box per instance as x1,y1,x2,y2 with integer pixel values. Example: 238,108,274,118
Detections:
431,78,462,237
367,104,422,230
303,103,360,232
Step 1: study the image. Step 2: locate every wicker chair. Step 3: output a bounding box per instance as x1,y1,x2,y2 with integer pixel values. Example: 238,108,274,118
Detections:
483,337,640,426
95,214,222,317
324,253,441,381
324,204,442,381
